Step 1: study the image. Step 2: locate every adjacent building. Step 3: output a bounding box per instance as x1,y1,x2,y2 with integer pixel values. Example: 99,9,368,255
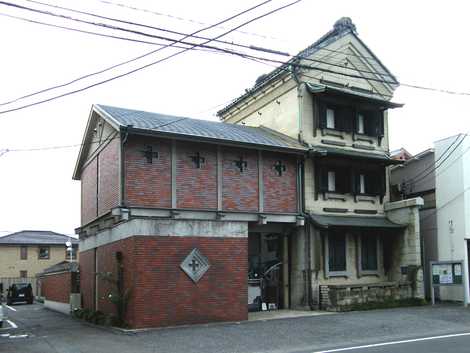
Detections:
0,230,78,295
74,18,424,329
390,148,437,298
434,134,470,302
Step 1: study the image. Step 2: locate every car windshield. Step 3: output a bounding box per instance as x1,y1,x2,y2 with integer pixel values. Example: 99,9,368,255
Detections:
15,284,29,290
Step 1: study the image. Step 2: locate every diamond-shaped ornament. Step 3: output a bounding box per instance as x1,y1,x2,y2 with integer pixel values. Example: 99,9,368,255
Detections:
180,248,210,283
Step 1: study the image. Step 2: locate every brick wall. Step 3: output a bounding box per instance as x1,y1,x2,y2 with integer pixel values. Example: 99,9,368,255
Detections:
98,138,120,216
176,142,217,209
40,272,71,304
222,148,259,212
79,249,95,311
81,159,97,225
262,152,298,213
125,136,172,208
80,235,247,328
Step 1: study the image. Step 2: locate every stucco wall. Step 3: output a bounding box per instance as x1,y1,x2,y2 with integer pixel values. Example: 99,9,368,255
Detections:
0,245,69,278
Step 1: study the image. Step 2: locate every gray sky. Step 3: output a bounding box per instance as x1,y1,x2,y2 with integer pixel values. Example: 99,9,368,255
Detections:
0,0,468,236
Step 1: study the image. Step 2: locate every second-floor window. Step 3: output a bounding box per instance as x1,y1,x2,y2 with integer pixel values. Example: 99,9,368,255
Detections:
317,164,386,196
39,246,50,260
20,246,27,260
318,100,384,138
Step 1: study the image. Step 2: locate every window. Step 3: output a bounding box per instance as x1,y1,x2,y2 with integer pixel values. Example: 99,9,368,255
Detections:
326,108,335,129
327,171,336,192
357,113,365,134
38,246,50,260
359,174,366,194
328,232,347,272
361,235,378,271
20,270,27,278
20,246,27,260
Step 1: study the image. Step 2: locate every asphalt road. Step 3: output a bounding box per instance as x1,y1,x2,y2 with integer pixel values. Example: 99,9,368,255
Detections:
2,303,470,352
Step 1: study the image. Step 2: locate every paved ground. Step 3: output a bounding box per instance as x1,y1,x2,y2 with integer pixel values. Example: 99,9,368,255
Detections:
2,303,470,352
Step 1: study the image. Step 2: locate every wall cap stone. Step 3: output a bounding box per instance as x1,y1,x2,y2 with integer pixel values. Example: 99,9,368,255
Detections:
384,197,424,211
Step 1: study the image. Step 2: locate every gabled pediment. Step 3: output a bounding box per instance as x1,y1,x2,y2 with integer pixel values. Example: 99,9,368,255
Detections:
72,105,120,180
298,30,398,101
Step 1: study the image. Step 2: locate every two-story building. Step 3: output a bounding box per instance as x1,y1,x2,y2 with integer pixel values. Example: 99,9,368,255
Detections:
74,18,424,329
0,230,78,296
217,17,423,310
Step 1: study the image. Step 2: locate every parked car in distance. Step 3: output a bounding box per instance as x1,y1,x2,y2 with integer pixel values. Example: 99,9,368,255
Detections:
7,283,33,305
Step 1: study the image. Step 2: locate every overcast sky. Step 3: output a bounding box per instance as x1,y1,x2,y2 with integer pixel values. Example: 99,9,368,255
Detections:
0,0,468,236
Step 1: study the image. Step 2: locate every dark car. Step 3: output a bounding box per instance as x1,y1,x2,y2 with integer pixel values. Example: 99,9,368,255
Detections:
7,283,33,305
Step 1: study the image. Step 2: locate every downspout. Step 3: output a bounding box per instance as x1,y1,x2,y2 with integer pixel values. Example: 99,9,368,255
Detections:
290,63,304,144
120,126,129,207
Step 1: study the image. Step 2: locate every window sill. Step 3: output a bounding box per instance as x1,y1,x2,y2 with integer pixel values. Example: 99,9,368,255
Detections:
353,133,375,144
321,128,345,139
326,270,350,278
358,270,380,277
323,192,347,201
356,195,377,203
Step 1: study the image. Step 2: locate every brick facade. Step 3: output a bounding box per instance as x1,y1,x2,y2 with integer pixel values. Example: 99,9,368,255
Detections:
98,138,120,216
222,148,259,212
81,159,97,225
79,249,96,311
176,142,217,209
40,272,71,304
125,136,172,208
262,152,298,213
80,235,247,328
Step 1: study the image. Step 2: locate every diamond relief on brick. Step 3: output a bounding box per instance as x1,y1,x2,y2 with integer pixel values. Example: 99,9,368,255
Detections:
180,248,210,283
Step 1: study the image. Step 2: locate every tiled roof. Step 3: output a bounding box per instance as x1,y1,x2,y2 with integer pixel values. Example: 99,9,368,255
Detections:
0,230,78,245
96,104,306,152
38,261,79,276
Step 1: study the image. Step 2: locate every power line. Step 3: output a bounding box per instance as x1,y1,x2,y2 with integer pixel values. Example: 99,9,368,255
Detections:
0,0,303,115
406,134,468,187
401,134,461,185
96,0,291,43
0,2,398,108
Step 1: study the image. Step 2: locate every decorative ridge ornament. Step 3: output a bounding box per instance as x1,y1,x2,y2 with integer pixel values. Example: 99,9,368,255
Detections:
333,17,357,34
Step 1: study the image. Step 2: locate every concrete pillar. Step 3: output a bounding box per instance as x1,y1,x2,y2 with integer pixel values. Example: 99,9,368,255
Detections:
385,197,425,299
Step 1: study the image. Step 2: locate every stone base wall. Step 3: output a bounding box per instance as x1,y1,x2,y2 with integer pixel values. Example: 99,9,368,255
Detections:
320,282,413,311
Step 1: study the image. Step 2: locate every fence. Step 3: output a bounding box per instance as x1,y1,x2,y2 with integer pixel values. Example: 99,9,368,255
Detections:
0,277,39,298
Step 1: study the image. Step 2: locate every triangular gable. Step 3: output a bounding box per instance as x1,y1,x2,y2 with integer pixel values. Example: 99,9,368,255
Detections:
72,105,121,180
297,24,398,100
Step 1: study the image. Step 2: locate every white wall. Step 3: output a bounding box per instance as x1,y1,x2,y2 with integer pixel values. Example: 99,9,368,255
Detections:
435,134,470,301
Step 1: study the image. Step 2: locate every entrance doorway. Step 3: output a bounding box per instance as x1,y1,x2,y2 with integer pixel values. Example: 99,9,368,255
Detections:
248,232,288,312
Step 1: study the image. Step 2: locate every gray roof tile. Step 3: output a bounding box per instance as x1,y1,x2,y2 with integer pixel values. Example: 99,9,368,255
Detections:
96,104,306,152
0,230,78,245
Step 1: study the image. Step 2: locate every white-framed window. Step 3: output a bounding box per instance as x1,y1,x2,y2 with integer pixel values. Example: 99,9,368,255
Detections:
327,171,336,192
357,113,365,134
326,108,335,129
359,174,366,194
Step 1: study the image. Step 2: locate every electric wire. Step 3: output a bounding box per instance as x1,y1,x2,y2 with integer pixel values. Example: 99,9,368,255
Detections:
0,0,304,114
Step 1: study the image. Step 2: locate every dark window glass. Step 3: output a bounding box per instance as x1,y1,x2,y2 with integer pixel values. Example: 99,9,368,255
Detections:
20,246,27,260
38,246,50,260
361,235,378,271
328,232,346,272
20,270,27,278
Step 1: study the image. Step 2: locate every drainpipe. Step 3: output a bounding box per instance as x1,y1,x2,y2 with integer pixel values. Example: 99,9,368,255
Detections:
290,64,304,144
120,126,129,207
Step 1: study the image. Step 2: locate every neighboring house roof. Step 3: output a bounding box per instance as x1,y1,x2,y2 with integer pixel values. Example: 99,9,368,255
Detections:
38,261,79,276
96,104,307,151
217,17,399,117
390,147,413,161
0,230,79,245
